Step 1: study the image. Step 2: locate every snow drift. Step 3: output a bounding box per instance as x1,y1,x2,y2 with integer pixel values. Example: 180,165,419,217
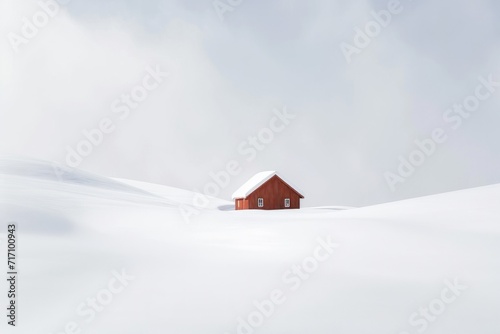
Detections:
0,158,499,334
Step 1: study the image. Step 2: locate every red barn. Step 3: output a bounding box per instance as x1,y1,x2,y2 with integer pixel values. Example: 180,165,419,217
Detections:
232,171,304,210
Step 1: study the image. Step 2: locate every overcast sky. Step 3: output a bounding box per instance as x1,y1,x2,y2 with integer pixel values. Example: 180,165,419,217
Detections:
1,0,500,207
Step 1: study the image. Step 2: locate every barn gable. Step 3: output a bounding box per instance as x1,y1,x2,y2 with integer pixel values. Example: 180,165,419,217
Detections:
232,171,303,199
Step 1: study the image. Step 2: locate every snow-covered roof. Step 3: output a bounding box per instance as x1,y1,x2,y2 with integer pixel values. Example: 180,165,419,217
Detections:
232,171,303,199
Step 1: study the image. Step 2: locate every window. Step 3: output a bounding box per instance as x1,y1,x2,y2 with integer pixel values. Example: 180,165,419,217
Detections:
284,198,291,208
258,198,264,208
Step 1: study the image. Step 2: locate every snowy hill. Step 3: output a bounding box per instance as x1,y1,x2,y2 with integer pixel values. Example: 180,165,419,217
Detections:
1,158,499,334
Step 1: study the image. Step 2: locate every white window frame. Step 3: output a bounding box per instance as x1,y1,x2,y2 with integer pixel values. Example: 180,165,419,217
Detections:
258,198,264,208
284,198,291,208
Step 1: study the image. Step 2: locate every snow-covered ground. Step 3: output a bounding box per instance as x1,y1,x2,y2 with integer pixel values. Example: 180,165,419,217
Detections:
0,158,499,334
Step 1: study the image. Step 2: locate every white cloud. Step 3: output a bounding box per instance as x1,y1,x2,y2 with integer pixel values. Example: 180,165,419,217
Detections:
1,0,500,206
